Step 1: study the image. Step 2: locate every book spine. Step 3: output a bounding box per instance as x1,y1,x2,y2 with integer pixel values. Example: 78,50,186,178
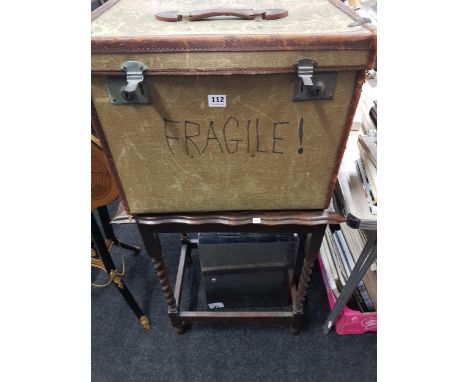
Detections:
357,280,375,311
333,230,352,276
319,247,340,299
326,227,347,289
353,289,368,313
355,159,377,214
335,230,375,312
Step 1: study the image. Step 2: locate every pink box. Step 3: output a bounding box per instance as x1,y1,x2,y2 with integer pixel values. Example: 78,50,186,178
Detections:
318,255,377,335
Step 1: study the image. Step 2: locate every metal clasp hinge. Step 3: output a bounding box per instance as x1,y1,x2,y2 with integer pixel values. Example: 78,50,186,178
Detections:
297,58,316,87
121,61,147,101
293,58,337,101
106,60,151,104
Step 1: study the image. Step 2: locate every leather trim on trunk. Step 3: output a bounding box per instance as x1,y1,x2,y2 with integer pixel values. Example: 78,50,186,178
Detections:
91,65,368,76
326,0,377,68
91,32,374,54
323,70,367,207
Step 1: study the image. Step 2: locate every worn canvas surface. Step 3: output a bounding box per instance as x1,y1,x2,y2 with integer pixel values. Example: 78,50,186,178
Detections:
92,71,357,213
91,0,366,37
91,50,370,72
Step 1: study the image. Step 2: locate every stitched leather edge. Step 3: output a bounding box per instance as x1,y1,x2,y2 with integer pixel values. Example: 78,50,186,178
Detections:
91,33,374,55
91,65,368,75
326,0,377,69
323,70,367,207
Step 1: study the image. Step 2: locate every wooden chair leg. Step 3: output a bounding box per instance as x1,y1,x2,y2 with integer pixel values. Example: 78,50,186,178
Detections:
290,225,326,335
138,224,184,334
91,213,150,330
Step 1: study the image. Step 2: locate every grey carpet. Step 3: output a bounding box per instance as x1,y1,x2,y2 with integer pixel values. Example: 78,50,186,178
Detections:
91,209,376,382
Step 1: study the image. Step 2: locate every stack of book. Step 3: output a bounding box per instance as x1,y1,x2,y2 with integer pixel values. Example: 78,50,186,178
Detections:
340,75,377,220
320,224,377,312
356,132,377,215
320,78,378,313
356,73,377,215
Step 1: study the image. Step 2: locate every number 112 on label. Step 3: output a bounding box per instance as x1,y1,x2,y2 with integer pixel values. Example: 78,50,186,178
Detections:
208,94,227,108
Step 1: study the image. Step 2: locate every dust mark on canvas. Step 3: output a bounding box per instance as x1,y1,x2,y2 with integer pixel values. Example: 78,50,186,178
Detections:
124,137,144,160
235,96,275,123
166,155,203,180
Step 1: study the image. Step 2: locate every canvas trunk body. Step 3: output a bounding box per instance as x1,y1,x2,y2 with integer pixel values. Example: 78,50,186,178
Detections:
91,0,376,215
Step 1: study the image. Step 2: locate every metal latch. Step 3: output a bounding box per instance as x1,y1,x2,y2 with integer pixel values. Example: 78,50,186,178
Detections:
297,58,317,87
292,58,337,101
105,61,151,104
121,61,147,101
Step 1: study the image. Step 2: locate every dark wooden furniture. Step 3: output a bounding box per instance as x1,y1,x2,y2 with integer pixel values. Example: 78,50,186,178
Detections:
112,206,344,334
91,0,375,334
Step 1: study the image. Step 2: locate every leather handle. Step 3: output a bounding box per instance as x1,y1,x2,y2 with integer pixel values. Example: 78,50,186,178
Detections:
156,8,288,22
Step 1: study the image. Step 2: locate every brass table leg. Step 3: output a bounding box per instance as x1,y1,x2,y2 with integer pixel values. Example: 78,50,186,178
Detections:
138,224,184,334
92,213,150,331
290,225,326,335
98,205,141,254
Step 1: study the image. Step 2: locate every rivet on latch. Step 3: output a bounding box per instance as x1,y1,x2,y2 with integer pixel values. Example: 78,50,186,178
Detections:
120,61,148,101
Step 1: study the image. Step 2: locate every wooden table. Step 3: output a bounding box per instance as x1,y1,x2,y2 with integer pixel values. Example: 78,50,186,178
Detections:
112,205,344,334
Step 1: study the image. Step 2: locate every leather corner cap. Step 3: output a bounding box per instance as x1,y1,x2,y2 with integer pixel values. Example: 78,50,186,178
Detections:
155,9,288,22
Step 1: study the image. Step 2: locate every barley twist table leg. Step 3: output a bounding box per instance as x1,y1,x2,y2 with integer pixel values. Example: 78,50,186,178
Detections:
290,225,326,335
138,225,184,334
